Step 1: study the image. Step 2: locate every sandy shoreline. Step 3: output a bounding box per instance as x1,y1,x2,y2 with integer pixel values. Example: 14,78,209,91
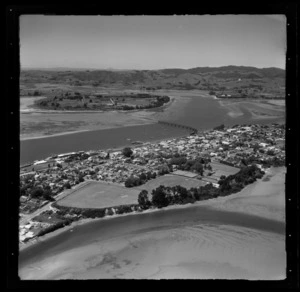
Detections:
217,98,285,120
19,167,286,258
19,167,285,249
20,96,177,141
20,121,157,141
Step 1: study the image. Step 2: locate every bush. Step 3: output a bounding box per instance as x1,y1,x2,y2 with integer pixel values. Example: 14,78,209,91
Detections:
106,208,114,216
138,190,152,209
158,165,170,175
125,176,142,188
169,156,187,166
151,186,169,208
116,205,134,215
190,161,204,175
64,182,71,189
37,219,73,237
214,124,225,131
122,147,133,157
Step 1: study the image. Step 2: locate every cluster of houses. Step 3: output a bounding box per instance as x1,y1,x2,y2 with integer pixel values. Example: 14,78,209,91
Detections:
19,123,285,243
20,123,285,215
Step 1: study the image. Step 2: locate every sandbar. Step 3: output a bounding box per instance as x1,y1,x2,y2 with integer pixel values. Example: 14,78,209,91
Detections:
19,167,286,280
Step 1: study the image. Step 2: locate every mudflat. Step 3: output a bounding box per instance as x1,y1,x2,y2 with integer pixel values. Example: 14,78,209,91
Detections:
19,167,286,280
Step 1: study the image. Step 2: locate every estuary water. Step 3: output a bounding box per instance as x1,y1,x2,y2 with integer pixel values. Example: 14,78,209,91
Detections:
20,93,284,164
19,203,285,280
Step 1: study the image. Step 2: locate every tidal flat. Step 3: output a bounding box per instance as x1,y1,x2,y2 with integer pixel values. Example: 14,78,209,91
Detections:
19,167,286,280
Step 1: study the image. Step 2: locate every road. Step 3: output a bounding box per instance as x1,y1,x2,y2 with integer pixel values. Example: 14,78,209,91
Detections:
19,180,92,226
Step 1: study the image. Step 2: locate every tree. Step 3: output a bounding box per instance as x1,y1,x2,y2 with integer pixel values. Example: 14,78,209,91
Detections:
138,190,151,209
176,185,188,200
169,156,187,167
158,165,170,176
43,190,54,201
122,147,133,157
182,159,195,171
64,182,71,189
30,187,44,199
146,171,152,180
214,124,225,131
139,173,147,182
151,186,169,208
125,176,140,188
191,162,204,175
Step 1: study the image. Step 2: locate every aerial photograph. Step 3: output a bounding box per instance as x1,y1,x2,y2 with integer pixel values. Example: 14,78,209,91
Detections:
18,15,286,280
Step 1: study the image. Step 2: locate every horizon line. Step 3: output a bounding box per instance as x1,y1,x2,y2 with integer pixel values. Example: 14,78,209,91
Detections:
21,65,285,71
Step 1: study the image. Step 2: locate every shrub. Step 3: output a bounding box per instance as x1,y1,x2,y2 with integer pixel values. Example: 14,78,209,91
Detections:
151,186,169,208
122,147,133,157
125,176,141,188
138,190,152,209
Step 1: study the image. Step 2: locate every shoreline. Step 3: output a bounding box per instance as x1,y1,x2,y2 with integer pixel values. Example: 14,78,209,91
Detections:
19,166,285,252
20,96,176,115
20,121,156,141
216,98,285,120
20,96,177,141
20,123,191,166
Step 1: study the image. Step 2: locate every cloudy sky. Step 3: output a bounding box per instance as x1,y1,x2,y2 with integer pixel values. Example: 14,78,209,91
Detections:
20,15,286,70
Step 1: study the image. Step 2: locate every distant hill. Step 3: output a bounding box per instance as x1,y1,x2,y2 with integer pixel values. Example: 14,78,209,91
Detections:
20,65,285,98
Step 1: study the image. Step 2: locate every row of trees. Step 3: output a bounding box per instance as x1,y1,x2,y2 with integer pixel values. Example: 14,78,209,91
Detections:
240,154,285,168
168,156,211,175
122,150,214,188
137,164,265,209
120,96,170,111
36,164,265,239
22,186,55,201
124,171,157,187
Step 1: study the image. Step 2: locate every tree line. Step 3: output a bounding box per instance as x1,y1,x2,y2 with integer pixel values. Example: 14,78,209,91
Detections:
32,164,265,240
137,164,265,209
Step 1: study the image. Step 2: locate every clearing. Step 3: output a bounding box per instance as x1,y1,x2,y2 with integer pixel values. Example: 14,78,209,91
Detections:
57,180,140,209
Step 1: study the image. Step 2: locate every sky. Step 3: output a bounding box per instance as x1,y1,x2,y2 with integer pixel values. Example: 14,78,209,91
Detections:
20,15,286,70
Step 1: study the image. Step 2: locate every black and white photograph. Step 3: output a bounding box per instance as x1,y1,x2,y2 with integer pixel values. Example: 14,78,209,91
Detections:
8,10,296,282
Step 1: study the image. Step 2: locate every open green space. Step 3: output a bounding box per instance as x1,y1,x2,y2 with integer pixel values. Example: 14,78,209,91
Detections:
57,181,140,209
135,174,206,193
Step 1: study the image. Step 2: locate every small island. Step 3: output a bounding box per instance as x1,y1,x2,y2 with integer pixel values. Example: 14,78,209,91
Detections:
32,92,170,111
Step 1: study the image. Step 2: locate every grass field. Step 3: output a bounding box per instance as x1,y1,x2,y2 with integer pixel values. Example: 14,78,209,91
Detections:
57,181,140,209
135,174,206,193
57,174,207,209
210,162,240,178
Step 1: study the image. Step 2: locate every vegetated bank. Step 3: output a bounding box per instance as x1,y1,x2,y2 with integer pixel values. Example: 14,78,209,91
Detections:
30,164,266,240
32,92,170,111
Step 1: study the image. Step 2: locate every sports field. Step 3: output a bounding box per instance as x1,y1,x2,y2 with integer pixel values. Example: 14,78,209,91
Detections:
57,174,207,209
57,181,140,209
135,174,206,193
210,162,240,178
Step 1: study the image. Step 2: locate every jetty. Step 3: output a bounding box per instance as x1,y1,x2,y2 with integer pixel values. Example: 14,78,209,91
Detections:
158,120,198,135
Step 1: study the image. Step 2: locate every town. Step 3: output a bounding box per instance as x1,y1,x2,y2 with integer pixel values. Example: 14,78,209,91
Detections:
19,123,285,243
